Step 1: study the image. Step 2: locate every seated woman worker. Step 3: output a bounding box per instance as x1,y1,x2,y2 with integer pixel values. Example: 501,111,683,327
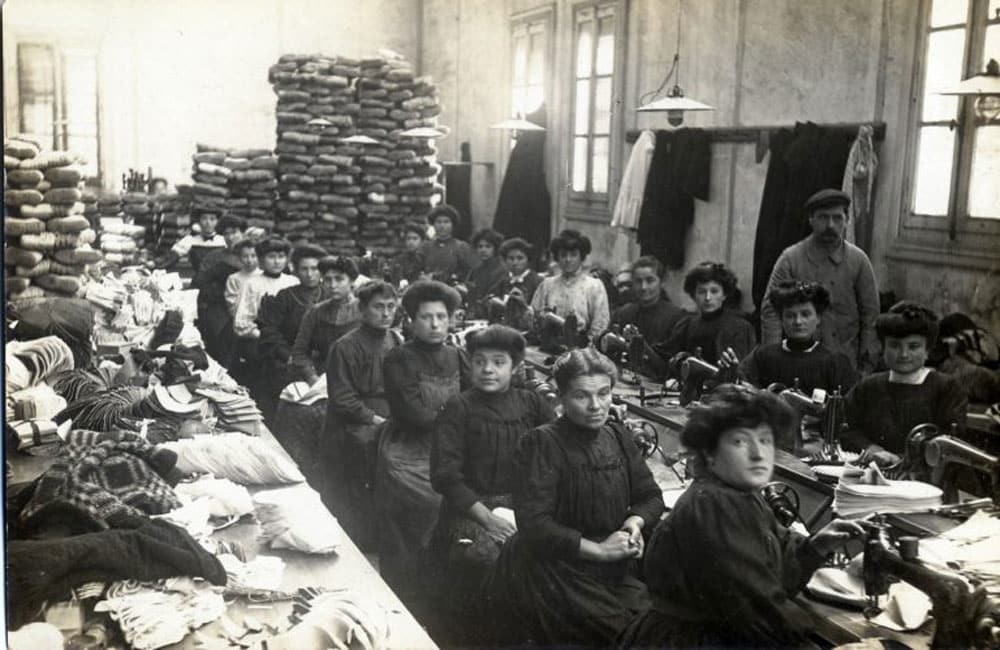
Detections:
483,348,664,647
428,325,556,644
255,243,333,419
739,280,856,395
377,281,471,609
288,255,361,385
842,301,968,466
656,262,756,372
463,228,508,318
618,385,864,648
530,229,611,343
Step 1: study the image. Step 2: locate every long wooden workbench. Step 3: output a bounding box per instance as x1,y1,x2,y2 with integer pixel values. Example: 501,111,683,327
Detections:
5,419,438,650
523,346,934,648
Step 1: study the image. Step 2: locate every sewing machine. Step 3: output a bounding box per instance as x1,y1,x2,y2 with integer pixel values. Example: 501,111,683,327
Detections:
669,348,736,406
534,310,583,354
523,366,560,406
770,383,847,458
599,324,646,385
895,425,1000,504
483,291,534,331
862,524,1000,648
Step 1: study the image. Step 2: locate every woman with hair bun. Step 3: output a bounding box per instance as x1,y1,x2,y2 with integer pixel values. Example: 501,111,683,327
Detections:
618,385,863,648
530,229,611,341
656,261,756,369
842,301,967,465
484,347,664,647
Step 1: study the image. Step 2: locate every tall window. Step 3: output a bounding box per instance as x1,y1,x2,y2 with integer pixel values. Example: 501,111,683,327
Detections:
909,0,1000,238
511,14,549,119
570,3,616,197
17,42,99,179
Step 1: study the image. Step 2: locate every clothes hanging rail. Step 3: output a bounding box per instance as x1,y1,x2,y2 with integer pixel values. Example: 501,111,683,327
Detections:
625,121,886,144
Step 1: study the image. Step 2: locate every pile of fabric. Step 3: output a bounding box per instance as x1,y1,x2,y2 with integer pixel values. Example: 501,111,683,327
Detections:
222,148,279,229
267,52,445,257
152,190,191,256
5,137,99,305
190,145,233,221
81,187,99,229
121,190,155,251
99,220,146,266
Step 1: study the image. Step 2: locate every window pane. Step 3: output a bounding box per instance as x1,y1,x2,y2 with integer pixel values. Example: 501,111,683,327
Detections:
18,44,56,95
576,21,593,78
524,84,544,115
575,79,591,135
930,0,968,27
592,137,609,193
595,16,615,76
68,135,98,178
513,36,528,85
990,0,1000,20
512,87,525,117
594,77,612,135
63,50,97,130
922,28,966,121
912,126,956,215
968,126,1000,219
572,136,589,191
21,102,55,145
528,32,544,85
984,24,1000,69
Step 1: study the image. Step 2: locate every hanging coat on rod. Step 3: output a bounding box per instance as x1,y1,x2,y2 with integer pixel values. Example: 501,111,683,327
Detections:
493,105,552,266
636,128,711,270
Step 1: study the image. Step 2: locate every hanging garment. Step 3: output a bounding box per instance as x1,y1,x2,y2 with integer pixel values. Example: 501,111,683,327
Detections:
611,130,656,230
751,122,856,310
493,105,552,265
841,125,878,252
636,129,711,270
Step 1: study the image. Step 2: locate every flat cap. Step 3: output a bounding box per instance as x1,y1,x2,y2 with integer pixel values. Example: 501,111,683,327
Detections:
804,188,851,213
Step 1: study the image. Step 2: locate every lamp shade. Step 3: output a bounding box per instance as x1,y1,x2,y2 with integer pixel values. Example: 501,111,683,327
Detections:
399,126,448,138
340,134,381,144
489,118,546,131
636,95,715,112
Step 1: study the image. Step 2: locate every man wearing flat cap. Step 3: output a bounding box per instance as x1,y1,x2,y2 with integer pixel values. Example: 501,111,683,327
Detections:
761,188,879,373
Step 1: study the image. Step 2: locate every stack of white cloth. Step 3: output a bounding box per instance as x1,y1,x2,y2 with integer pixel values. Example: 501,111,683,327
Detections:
833,463,942,518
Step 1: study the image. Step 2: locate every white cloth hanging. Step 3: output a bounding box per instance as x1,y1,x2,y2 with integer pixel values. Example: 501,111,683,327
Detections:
611,130,656,230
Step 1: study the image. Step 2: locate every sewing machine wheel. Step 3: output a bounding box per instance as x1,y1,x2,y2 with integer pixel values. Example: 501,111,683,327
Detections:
761,482,801,527
627,420,659,459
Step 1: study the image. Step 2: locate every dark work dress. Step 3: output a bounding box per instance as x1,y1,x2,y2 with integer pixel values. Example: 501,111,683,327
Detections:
256,284,332,419
498,269,543,305
322,324,402,550
465,256,508,317
841,370,967,454
740,340,857,394
656,308,757,365
428,388,556,640
484,417,665,647
611,297,687,379
192,247,241,365
617,476,825,648
377,340,471,602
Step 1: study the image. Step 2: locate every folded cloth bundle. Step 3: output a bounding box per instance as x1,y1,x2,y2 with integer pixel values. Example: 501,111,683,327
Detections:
96,578,227,650
5,335,75,389
833,463,943,518
8,518,227,629
9,384,68,421
163,433,304,484
253,484,341,553
19,430,183,531
174,476,254,518
7,418,67,450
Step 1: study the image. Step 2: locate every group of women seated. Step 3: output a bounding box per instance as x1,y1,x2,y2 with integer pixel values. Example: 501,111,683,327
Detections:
188,203,973,647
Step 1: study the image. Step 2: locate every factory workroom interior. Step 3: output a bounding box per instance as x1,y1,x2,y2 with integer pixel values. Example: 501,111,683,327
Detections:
4,0,1000,648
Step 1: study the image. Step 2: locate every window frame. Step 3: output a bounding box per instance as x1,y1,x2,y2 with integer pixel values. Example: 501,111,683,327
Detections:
899,0,1000,250
11,39,102,182
564,0,627,222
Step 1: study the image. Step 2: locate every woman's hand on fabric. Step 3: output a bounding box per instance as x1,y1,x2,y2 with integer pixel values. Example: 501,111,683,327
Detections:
858,445,900,467
598,530,642,562
809,519,865,555
619,515,645,558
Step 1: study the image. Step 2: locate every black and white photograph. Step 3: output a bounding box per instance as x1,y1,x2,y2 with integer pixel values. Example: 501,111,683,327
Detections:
2,0,1000,648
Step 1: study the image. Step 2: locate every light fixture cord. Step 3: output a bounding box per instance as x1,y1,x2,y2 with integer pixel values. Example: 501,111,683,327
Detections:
638,3,683,105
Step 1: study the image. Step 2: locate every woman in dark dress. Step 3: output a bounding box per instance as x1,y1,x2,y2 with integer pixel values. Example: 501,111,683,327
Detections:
463,228,508,318
656,261,756,371
739,280,856,395
429,325,556,644
377,281,471,608
484,348,665,647
843,301,967,466
618,385,863,648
